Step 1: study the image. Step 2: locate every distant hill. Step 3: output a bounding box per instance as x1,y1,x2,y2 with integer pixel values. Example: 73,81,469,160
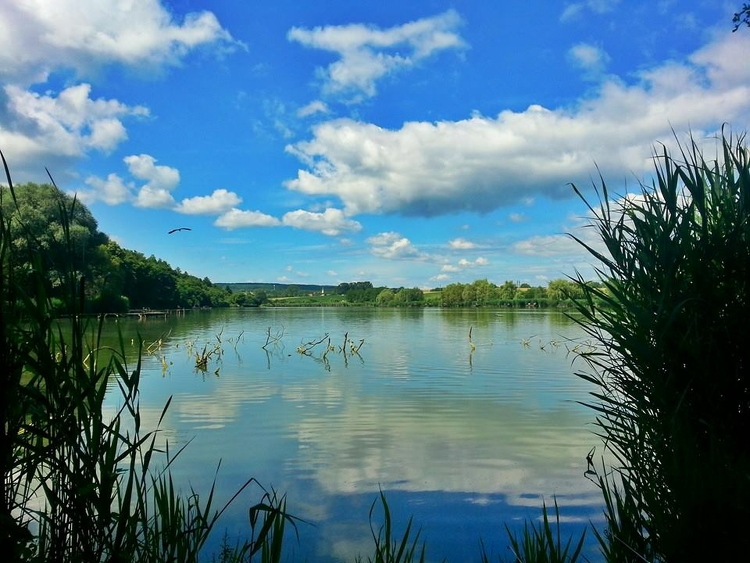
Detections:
220,282,339,294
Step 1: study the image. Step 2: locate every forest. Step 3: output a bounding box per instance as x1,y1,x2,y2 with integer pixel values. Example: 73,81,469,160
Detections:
1,182,241,313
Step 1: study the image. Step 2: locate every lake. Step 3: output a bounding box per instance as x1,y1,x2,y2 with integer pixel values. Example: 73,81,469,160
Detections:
102,307,605,562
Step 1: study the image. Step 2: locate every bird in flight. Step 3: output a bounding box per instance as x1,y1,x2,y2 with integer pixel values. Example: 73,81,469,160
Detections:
168,227,192,234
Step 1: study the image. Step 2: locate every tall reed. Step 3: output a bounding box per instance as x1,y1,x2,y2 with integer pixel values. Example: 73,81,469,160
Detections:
569,130,750,561
0,152,292,562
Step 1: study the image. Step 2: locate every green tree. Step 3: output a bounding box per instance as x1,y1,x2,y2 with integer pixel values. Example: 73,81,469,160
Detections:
440,283,465,307
376,288,395,306
461,283,477,306
497,280,518,301
546,278,583,302
252,289,269,305
232,292,251,307
0,182,108,306
471,279,497,305
393,287,424,306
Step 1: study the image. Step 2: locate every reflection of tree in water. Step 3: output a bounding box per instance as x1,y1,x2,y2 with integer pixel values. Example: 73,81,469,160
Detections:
262,325,287,369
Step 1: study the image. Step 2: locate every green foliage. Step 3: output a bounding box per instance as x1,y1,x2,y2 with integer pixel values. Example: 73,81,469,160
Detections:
570,130,750,561
0,155,294,562
376,288,396,305
341,281,385,303
494,499,586,563
392,287,424,306
0,181,108,310
0,182,230,312
439,279,574,307
356,490,426,563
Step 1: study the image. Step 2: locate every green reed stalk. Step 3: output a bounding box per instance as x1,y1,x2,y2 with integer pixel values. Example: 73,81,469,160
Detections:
1,152,293,562
356,490,426,563
500,498,586,563
569,129,750,561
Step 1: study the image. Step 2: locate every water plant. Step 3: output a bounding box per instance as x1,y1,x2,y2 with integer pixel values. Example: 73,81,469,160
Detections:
0,152,293,562
494,498,586,563
569,129,750,561
356,490,427,563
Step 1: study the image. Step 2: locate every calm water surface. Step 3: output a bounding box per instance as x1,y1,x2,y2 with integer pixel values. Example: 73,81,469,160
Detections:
103,308,604,562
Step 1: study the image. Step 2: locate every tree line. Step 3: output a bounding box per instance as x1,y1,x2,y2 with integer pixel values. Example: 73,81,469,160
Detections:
436,278,602,307
1,182,602,313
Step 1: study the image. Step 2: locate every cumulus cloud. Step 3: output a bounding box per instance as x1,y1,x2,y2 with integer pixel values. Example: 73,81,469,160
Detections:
287,10,466,101
0,1,238,180
214,209,281,230
367,232,426,260
75,153,184,209
513,233,586,257
281,208,362,235
285,31,750,218
0,0,242,85
215,206,362,235
176,189,242,215
0,84,148,176
125,154,180,209
76,173,134,205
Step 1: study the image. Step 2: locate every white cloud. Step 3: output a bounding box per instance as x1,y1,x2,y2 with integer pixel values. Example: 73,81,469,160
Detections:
286,31,750,218
567,43,610,77
560,0,620,22
513,234,583,257
125,154,178,187
287,10,466,101
135,185,175,209
76,173,134,205
439,256,488,274
124,154,180,209
176,189,242,215
440,264,460,273
281,208,362,236
214,209,281,230
298,100,330,117
0,84,148,176
0,1,238,181
448,237,477,249
0,0,242,85
366,232,425,260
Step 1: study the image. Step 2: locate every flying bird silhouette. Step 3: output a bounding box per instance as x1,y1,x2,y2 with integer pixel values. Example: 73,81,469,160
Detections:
168,227,192,234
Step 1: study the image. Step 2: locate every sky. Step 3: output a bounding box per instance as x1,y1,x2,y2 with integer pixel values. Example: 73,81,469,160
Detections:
1,1,749,289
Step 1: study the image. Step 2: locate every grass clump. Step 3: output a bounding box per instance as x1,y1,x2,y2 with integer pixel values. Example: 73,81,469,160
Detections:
495,499,586,563
356,490,426,563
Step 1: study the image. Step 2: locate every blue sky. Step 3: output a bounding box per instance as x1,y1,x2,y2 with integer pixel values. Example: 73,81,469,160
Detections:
1,1,749,288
